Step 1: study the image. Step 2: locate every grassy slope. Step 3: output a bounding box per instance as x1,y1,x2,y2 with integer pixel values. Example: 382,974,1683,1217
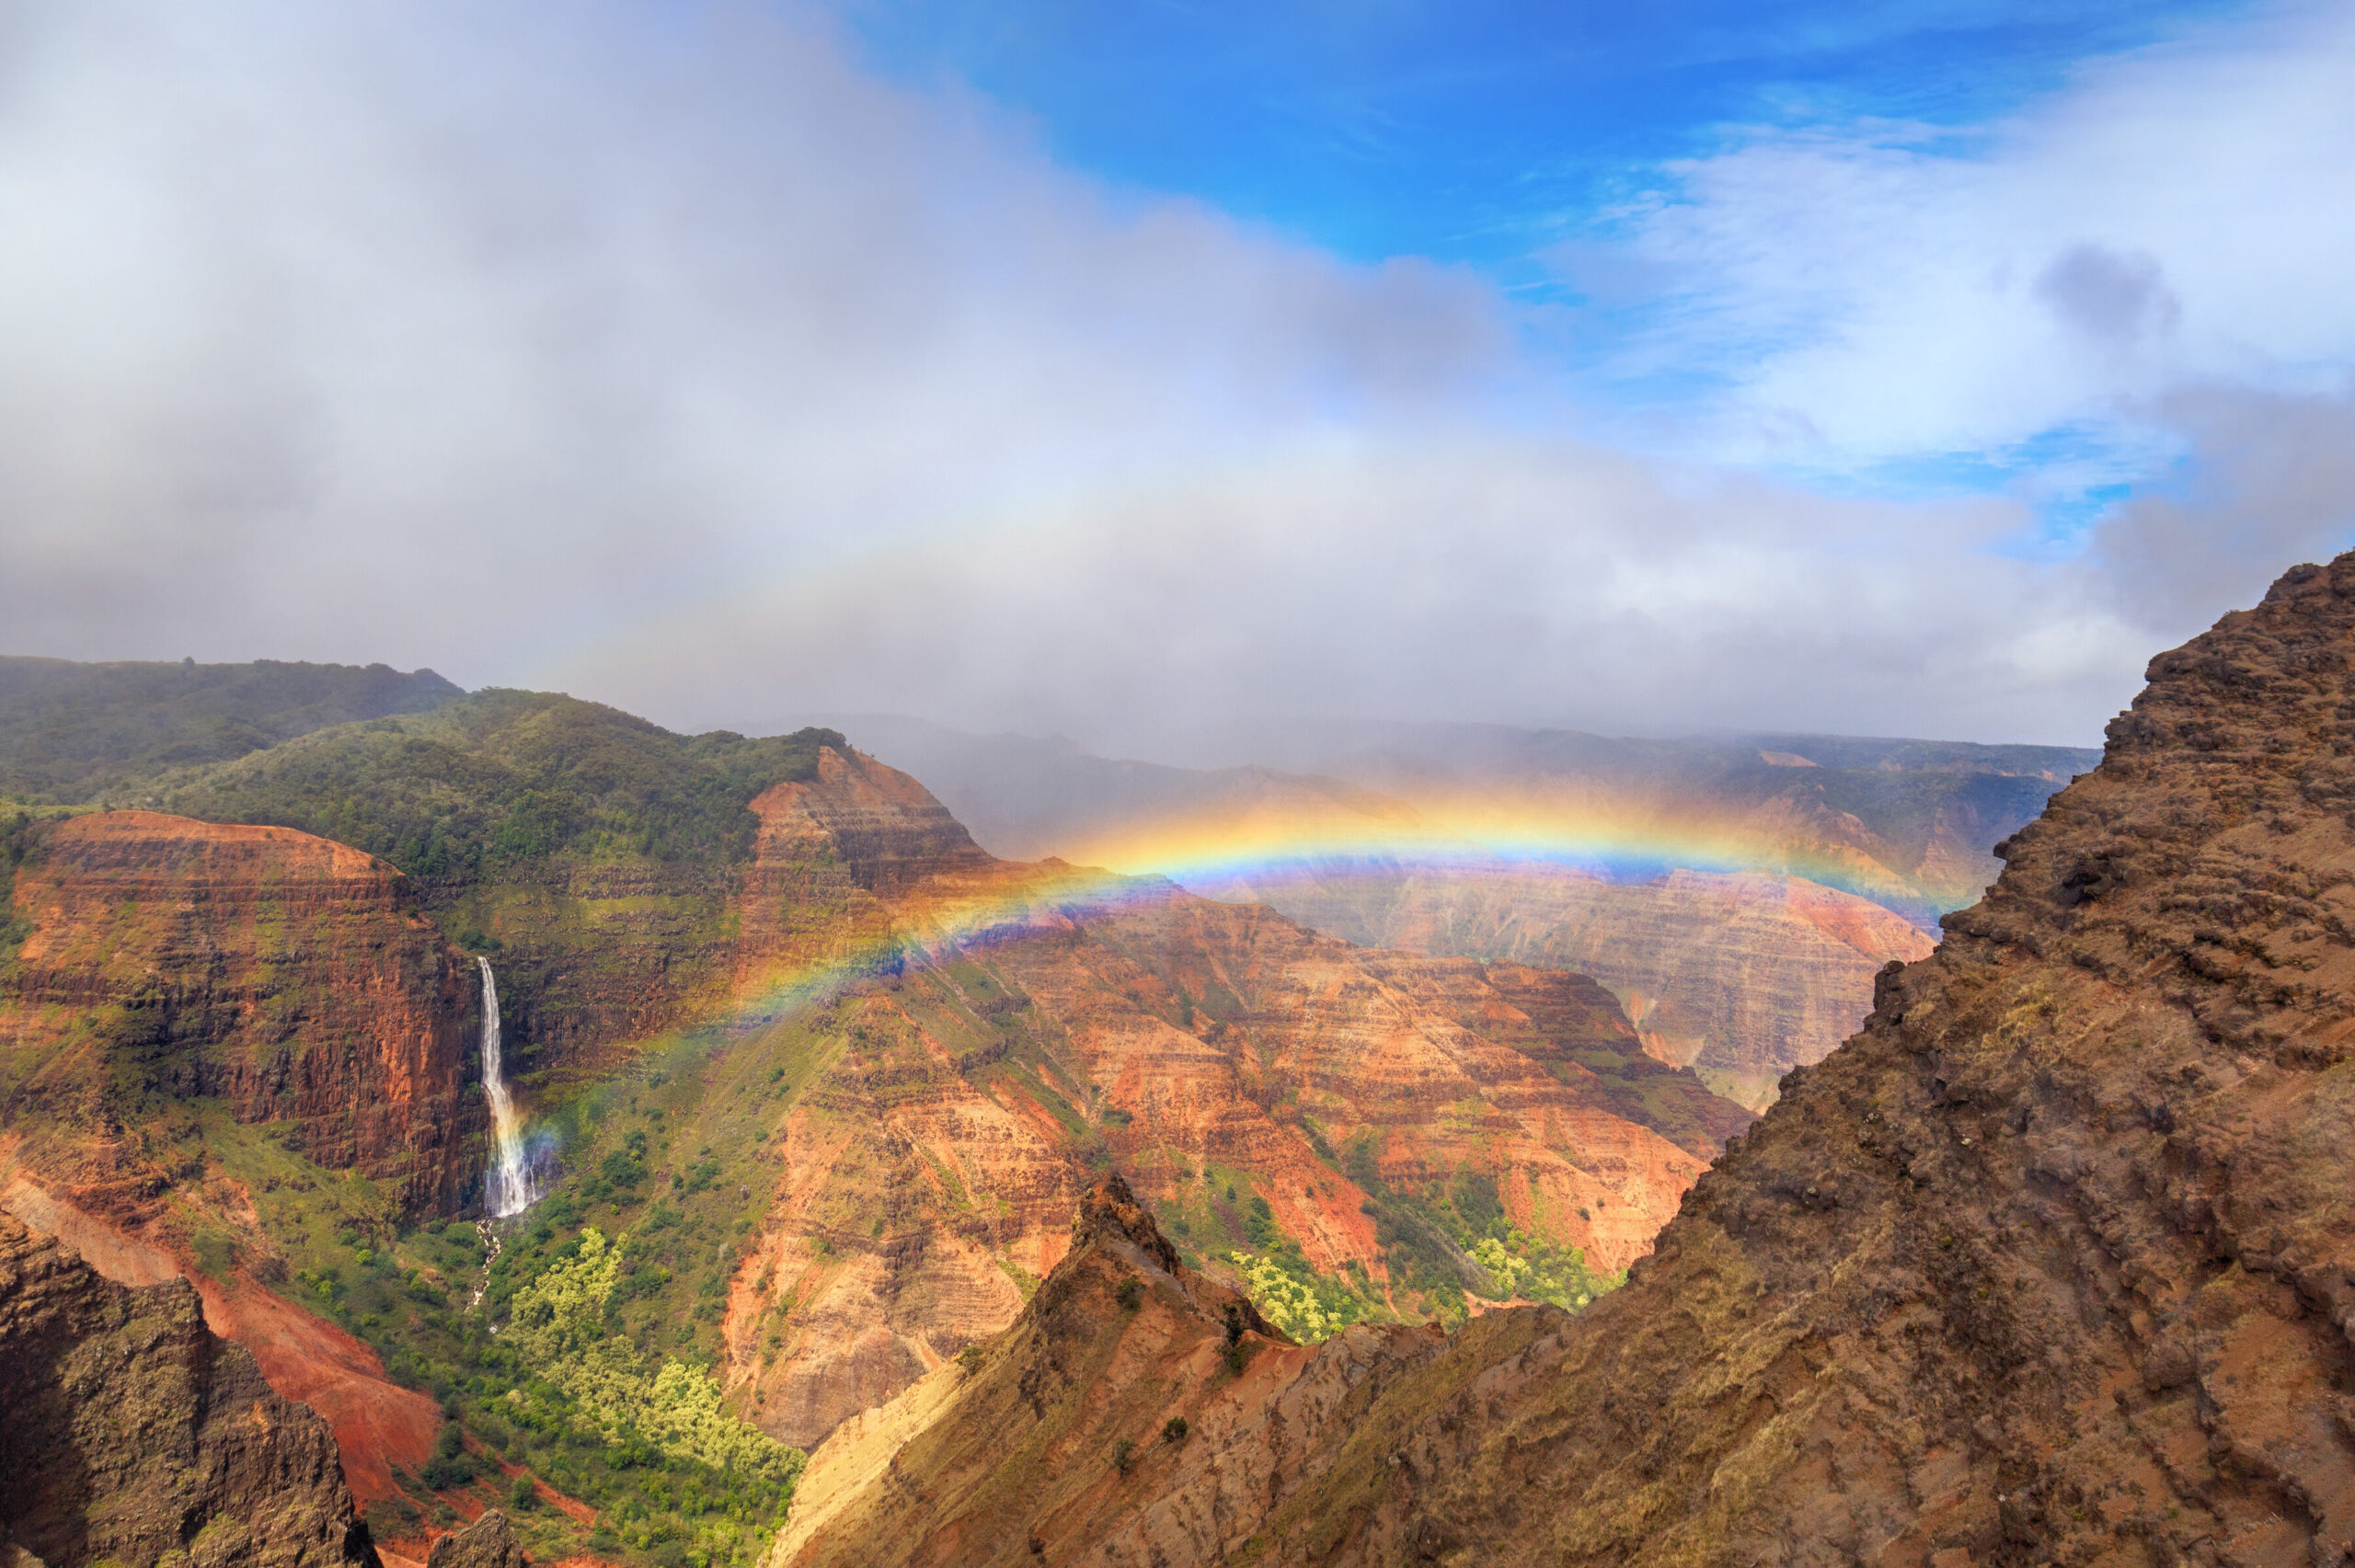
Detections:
0,656,463,804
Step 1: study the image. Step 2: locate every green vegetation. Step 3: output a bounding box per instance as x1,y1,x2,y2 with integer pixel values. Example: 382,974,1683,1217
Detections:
0,807,40,962
184,1035,816,1568
504,1228,799,1482
1227,1250,1366,1342
0,656,461,805
1341,1148,1618,1324
157,691,842,879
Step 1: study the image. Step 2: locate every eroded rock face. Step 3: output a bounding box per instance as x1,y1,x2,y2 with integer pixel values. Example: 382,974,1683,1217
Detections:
768,1173,1428,1568
1239,863,1936,1111
2,813,478,1214
0,1211,380,1568
771,555,2355,1565
424,1511,522,1568
1287,556,2355,1564
717,750,1753,1449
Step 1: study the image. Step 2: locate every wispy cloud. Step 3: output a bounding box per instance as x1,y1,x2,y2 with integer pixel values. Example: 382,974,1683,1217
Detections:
1580,1,2355,488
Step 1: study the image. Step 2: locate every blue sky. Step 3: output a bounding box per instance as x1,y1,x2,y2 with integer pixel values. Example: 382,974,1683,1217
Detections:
834,0,2310,535
2,0,2351,754
840,1,2243,274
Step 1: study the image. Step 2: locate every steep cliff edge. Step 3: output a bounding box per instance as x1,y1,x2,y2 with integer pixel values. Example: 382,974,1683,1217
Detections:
767,1173,1429,1568
0,1210,381,1568
2,812,478,1215
776,558,2355,1566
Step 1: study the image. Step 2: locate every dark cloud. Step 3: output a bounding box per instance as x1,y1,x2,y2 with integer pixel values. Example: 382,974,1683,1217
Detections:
2036,245,2181,348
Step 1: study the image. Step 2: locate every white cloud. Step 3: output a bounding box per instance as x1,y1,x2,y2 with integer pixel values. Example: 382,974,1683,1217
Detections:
1596,1,2355,468
0,0,2342,761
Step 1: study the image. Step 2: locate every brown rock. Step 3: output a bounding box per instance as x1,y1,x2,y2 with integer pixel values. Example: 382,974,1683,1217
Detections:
425,1512,522,1568
1240,863,1936,1110
711,750,1753,1448
0,1210,379,1568
768,1174,1417,1568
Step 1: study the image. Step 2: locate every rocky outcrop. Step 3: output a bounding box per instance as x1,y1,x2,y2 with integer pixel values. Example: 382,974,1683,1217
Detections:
424,1511,522,1568
771,556,2355,1565
767,1174,1416,1568
1246,863,1936,1110
0,1210,380,1568
1,812,478,1213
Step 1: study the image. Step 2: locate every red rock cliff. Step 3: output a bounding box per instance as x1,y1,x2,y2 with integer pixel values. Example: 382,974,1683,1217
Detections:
3,812,477,1214
0,1209,382,1568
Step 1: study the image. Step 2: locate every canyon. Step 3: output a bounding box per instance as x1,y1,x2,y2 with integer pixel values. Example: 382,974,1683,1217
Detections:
1200,861,1935,1112
833,715,2082,1111
1,694,1758,1562
772,556,2355,1564
0,639,2178,1568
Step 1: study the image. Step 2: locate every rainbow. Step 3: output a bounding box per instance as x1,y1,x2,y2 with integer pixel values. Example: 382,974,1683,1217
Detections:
692,795,1953,1048
1013,795,1955,922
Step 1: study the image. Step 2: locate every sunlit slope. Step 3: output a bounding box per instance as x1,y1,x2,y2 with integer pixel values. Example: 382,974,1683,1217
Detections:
777,554,2355,1567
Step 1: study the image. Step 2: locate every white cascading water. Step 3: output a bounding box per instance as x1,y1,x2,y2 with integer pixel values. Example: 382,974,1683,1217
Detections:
477,957,539,1218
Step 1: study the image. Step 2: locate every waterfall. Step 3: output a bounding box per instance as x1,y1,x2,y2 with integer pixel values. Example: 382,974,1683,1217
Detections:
477,957,539,1218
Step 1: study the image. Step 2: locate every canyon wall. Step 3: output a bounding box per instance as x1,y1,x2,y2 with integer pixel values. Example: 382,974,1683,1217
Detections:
650,749,1754,1449
2,812,479,1215
1235,863,1936,1110
771,556,2355,1565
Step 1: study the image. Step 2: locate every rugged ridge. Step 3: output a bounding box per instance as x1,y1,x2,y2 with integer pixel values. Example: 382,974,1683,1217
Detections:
775,557,2355,1564
0,1210,381,1568
767,1173,1409,1568
1233,863,1936,1111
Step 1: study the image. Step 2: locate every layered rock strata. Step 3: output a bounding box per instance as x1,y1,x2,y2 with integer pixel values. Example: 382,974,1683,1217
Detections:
702,750,1753,1448
1235,863,1936,1111
769,1173,1395,1568
2,812,478,1213
0,1210,381,1568
773,557,2355,1564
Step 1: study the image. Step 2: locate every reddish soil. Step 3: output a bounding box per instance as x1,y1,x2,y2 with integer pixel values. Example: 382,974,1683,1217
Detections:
192,1265,441,1503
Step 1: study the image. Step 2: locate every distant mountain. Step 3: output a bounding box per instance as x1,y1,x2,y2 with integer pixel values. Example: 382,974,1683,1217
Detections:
821,713,2099,925
799,715,2092,1107
789,714,1439,867
0,655,463,805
